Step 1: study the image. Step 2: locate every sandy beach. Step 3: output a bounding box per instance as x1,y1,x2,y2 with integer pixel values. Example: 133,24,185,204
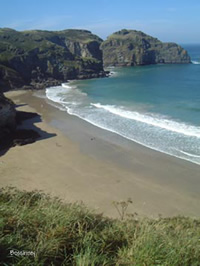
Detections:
0,90,200,218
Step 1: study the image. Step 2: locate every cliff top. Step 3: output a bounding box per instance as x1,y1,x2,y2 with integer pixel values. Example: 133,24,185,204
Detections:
0,28,102,59
105,29,166,44
101,29,190,66
0,28,102,43
0,28,103,66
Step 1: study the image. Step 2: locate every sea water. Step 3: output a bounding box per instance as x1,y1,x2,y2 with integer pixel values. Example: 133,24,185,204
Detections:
46,44,200,165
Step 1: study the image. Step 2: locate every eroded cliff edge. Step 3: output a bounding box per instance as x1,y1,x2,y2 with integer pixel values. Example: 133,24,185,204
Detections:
0,93,16,145
101,29,191,66
0,28,107,91
0,28,191,92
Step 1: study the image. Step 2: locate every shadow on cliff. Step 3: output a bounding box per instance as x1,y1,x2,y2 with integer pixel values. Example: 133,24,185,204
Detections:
0,109,56,156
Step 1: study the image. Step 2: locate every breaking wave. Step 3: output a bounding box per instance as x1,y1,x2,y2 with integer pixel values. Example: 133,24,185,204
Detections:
192,60,200,64
45,84,200,165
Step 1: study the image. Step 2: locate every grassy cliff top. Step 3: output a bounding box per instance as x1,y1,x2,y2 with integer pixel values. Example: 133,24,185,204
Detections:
107,29,159,40
0,187,200,265
0,28,102,45
0,28,102,60
0,28,103,64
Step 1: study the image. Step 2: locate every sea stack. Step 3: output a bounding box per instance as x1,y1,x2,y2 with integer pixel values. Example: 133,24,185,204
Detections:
101,29,191,66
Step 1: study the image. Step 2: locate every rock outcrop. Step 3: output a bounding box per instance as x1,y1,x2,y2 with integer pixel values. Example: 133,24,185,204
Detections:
101,29,191,66
0,28,191,91
0,28,107,91
0,93,43,151
0,92,16,143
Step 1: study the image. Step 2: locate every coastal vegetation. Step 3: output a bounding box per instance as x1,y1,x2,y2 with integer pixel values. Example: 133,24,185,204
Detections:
0,28,190,92
0,28,106,92
101,29,191,66
0,187,199,265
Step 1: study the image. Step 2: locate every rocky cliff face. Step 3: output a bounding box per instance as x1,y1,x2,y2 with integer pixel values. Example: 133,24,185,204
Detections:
0,92,16,142
0,28,191,91
101,29,191,66
0,28,107,91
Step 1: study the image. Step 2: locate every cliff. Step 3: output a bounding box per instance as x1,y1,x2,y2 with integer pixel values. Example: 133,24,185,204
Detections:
0,28,107,91
0,92,46,151
101,29,191,66
0,92,16,143
0,28,192,91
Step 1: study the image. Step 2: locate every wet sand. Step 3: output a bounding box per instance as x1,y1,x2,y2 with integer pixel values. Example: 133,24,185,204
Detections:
1,90,200,218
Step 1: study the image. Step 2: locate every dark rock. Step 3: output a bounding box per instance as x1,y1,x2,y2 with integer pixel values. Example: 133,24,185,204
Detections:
0,94,41,151
0,93,16,140
0,108,44,152
101,29,191,66
0,92,17,150
0,95,57,154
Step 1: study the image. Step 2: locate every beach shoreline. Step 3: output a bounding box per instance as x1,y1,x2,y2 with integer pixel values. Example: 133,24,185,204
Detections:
1,90,200,218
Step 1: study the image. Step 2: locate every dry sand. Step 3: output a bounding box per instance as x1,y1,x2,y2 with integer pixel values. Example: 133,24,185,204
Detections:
0,90,200,218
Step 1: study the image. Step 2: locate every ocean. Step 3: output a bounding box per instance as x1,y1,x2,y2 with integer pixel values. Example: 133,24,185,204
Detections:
46,44,200,165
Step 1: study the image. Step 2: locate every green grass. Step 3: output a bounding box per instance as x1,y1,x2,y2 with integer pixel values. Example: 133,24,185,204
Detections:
0,28,101,64
0,28,103,81
0,187,200,265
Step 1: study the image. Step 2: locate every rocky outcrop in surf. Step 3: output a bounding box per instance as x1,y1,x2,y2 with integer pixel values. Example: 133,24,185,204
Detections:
101,29,191,66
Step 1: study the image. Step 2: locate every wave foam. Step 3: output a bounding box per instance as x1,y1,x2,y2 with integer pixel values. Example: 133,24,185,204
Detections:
46,86,69,104
91,103,200,138
192,60,200,64
44,85,200,165
179,150,200,158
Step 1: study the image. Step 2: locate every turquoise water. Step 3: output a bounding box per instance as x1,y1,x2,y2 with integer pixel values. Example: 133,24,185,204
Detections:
46,44,200,165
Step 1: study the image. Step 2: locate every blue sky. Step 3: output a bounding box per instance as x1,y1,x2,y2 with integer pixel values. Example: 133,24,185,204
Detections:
1,0,200,43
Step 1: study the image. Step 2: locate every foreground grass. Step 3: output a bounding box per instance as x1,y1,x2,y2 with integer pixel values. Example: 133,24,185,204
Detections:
0,188,200,265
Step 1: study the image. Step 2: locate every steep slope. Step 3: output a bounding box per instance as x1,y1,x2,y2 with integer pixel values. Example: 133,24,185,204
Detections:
101,29,191,66
0,28,107,91
0,92,16,143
